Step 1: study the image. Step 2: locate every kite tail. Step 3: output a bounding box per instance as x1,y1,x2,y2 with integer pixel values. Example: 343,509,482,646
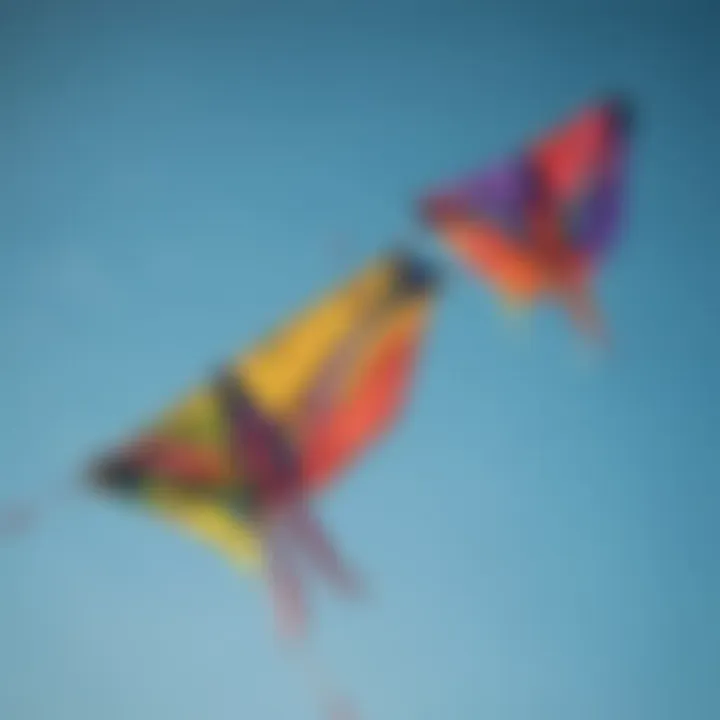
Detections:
264,508,361,719
291,641,360,720
265,519,309,639
287,502,365,598
267,564,360,719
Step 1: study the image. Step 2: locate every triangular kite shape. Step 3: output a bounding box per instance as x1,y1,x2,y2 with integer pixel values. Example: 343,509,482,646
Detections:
420,97,632,337
89,251,441,570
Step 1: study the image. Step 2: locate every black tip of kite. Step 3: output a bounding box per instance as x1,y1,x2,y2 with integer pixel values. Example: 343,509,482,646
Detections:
88,452,144,493
393,250,441,294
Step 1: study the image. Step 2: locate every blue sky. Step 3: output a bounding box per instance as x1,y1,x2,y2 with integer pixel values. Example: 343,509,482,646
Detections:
1,1,718,719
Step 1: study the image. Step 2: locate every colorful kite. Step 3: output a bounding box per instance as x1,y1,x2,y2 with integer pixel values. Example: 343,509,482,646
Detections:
0,250,440,719
420,97,632,340
87,250,440,638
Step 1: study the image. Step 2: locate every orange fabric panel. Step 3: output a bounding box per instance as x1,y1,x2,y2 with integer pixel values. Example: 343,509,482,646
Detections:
301,321,425,491
532,105,613,201
436,215,547,300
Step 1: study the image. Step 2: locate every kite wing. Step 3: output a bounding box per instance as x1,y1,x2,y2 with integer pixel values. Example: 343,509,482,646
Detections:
90,251,440,569
421,199,546,301
530,97,632,259
145,487,264,570
420,154,550,300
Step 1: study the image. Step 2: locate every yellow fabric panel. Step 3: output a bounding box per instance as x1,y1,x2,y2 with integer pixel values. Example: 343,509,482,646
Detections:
235,256,398,420
155,392,223,443
145,255,399,447
145,485,263,570
152,391,236,481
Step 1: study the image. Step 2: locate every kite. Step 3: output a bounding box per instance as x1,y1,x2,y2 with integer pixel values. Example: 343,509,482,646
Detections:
420,97,633,341
0,250,440,719
86,249,440,638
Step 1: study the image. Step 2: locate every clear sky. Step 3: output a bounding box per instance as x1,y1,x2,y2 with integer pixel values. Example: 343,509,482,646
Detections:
1,1,718,719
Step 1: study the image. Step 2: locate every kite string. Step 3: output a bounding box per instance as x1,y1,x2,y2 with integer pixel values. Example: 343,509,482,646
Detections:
262,529,358,719
0,481,82,538
290,639,359,720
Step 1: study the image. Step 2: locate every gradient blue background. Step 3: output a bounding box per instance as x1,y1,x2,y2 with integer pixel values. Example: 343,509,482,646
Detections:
1,1,718,718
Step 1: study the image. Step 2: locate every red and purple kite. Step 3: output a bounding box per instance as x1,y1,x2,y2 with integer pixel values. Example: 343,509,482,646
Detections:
421,97,633,340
